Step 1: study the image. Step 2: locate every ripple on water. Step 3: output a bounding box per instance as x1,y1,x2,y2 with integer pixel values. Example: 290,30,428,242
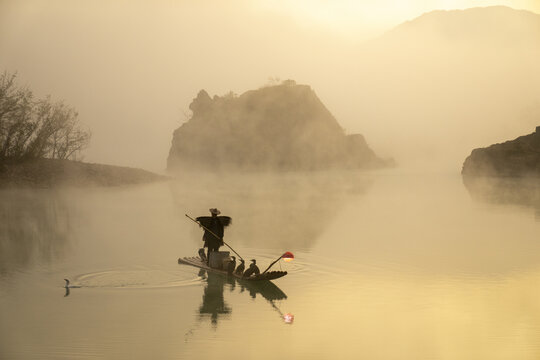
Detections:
65,251,322,290
69,268,202,289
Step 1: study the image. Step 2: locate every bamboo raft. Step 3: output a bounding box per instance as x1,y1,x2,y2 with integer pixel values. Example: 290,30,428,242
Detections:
178,256,287,281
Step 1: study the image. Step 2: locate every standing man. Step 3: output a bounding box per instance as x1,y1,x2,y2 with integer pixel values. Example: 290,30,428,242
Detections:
196,208,232,264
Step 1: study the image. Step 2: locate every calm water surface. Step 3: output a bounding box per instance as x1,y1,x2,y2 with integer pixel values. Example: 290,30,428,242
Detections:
1,171,539,360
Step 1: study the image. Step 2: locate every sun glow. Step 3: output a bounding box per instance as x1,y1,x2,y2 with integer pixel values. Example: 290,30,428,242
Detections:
256,0,540,37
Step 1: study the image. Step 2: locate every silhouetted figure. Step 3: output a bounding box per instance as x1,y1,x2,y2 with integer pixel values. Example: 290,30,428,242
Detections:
196,208,232,263
243,259,260,278
234,259,245,276
227,256,236,275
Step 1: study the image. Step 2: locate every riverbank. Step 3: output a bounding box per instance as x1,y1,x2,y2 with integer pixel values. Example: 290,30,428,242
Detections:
0,158,167,187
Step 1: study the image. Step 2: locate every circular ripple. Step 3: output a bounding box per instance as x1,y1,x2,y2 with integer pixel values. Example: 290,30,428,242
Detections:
71,268,202,289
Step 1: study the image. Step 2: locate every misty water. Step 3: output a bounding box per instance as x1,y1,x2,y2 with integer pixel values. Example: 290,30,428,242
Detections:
1,171,540,360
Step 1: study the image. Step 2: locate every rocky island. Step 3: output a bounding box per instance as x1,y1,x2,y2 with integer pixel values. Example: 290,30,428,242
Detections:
462,126,540,177
167,81,392,172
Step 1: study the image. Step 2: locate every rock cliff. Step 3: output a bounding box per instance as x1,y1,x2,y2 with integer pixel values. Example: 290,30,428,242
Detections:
462,127,540,177
167,82,391,172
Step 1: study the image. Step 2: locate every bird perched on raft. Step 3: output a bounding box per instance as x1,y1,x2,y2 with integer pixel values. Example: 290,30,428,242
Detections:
242,259,260,278
198,248,207,262
227,256,236,274
234,259,245,276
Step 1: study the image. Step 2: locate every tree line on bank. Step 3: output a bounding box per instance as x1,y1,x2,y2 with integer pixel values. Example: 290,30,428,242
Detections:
0,71,90,162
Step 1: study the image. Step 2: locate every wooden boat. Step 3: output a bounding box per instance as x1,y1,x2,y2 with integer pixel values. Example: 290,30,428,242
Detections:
178,256,287,281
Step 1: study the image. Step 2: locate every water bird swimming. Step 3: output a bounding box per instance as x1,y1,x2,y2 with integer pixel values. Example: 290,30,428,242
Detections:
64,279,81,288
234,259,245,276
242,259,260,278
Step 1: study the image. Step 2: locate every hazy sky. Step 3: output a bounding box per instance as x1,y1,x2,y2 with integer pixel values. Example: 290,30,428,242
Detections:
0,0,539,171
259,0,540,35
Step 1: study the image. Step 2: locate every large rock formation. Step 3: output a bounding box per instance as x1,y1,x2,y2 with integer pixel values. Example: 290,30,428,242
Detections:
167,81,391,172
462,126,540,177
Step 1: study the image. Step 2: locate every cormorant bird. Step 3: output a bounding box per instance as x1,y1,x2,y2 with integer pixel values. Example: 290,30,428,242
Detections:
64,279,80,288
198,248,207,262
227,256,236,274
242,259,260,278
234,259,245,276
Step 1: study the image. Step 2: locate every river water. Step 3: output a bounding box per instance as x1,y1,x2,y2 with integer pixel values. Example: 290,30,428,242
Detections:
1,171,539,360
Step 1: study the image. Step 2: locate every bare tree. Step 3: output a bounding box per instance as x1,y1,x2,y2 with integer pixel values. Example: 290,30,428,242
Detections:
0,71,91,162
0,72,34,159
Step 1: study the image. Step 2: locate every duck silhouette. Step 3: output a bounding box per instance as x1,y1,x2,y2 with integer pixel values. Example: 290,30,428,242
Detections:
242,259,260,278
64,279,81,289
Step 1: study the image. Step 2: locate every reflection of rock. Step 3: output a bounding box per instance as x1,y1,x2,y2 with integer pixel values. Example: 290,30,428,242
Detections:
171,172,373,249
463,176,540,220
168,82,393,172
0,189,70,275
462,127,540,177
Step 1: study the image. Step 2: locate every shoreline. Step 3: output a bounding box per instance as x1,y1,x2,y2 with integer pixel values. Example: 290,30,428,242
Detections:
0,158,168,188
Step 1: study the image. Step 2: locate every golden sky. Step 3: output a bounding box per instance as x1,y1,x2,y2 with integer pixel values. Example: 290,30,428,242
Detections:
257,0,540,36
1,0,539,170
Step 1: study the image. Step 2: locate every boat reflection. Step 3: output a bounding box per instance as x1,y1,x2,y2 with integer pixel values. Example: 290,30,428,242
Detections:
197,269,232,325
196,269,288,327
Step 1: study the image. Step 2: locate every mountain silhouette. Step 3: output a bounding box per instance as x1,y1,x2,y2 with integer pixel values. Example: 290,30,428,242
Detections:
340,6,540,169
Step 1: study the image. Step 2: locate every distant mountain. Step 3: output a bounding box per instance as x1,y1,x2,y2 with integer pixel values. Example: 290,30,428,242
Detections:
462,126,540,177
343,6,540,170
167,81,392,172
383,6,540,46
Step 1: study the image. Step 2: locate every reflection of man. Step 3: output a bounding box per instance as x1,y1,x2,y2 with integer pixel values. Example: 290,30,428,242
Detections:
196,208,231,263
196,270,287,326
198,271,231,326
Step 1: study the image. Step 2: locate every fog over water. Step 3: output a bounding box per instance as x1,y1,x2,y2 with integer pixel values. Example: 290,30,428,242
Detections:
1,172,540,359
